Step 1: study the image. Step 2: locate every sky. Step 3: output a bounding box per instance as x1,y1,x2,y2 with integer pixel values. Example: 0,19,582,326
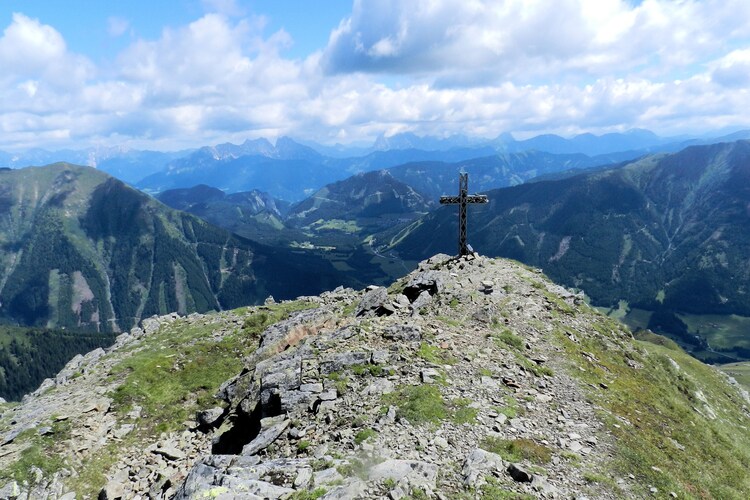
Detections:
1,0,750,151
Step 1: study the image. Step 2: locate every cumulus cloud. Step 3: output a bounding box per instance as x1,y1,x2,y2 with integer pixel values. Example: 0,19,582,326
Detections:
1,1,750,151
321,0,750,84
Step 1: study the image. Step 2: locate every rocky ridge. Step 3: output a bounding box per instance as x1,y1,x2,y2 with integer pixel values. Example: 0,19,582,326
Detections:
1,254,749,499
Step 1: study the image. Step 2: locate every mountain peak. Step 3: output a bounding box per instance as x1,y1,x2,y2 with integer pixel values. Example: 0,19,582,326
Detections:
3,254,750,499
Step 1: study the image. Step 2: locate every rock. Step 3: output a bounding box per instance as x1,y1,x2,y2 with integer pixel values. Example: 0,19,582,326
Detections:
314,467,344,486
294,467,313,488
264,295,276,305
383,325,422,341
403,271,444,301
531,475,559,496
221,476,294,498
300,383,324,393
153,445,186,461
112,424,135,439
196,407,224,428
371,350,390,365
356,287,393,317
421,368,442,383
507,463,533,483
462,448,505,487
410,290,433,313
321,478,367,499
242,418,289,455
0,481,20,499
319,389,338,401
98,479,126,499
319,351,370,375
368,460,439,488
362,378,395,396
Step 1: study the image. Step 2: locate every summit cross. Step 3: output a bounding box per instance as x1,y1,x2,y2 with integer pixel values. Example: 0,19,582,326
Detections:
439,173,488,256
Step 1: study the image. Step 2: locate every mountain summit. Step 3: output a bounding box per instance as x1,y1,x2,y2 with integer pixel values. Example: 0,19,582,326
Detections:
1,254,748,498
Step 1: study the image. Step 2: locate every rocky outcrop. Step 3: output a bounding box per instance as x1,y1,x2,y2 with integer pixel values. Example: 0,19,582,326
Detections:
1,254,749,499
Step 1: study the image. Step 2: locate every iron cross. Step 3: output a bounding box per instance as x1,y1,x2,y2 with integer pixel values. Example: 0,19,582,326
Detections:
440,173,488,256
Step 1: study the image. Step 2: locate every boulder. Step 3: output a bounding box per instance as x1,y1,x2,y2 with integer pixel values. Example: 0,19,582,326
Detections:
356,287,393,317
368,460,439,488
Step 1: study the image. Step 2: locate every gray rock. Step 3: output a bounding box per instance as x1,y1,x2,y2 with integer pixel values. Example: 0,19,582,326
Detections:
196,407,225,428
300,383,324,393
321,478,367,499
404,270,444,300
368,460,438,488
314,467,344,486
371,350,390,364
361,378,395,396
0,481,20,500
294,467,313,488
531,475,559,496
319,352,370,375
421,368,442,383
383,325,422,341
356,287,392,317
462,448,505,487
242,418,289,455
410,290,433,313
98,479,126,499
220,476,293,498
152,445,186,461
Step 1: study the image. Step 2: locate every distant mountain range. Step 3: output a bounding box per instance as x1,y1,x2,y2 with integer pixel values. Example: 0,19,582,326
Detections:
4,129,750,201
392,140,750,319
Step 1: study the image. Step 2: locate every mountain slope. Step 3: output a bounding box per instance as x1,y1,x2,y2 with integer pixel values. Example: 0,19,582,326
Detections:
156,185,290,244
287,170,431,230
393,140,750,317
1,254,749,499
0,164,355,332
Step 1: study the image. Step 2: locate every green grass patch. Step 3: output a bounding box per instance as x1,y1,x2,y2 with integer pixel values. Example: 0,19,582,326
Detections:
633,330,680,351
452,398,478,424
383,384,448,425
417,343,456,365
354,428,378,445
719,362,750,392
289,487,327,500
110,301,312,435
480,437,552,464
492,328,524,350
552,311,750,498
480,476,535,499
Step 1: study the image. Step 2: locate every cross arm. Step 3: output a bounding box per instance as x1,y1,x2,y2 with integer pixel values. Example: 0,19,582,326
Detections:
466,195,488,204
440,196,461,204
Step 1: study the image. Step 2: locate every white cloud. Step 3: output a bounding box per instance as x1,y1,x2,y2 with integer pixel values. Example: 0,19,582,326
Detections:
322,0,750,84
1,2,750,152
107,17,130,37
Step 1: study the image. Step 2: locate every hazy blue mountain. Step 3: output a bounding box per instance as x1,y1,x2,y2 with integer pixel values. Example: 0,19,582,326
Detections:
385,150,639,200
0,147,188,184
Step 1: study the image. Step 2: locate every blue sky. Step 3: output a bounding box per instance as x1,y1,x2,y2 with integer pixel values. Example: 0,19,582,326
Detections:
1,0,750,151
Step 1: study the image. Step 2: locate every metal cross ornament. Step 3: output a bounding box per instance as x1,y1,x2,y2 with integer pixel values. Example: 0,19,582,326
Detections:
440,173,488,256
